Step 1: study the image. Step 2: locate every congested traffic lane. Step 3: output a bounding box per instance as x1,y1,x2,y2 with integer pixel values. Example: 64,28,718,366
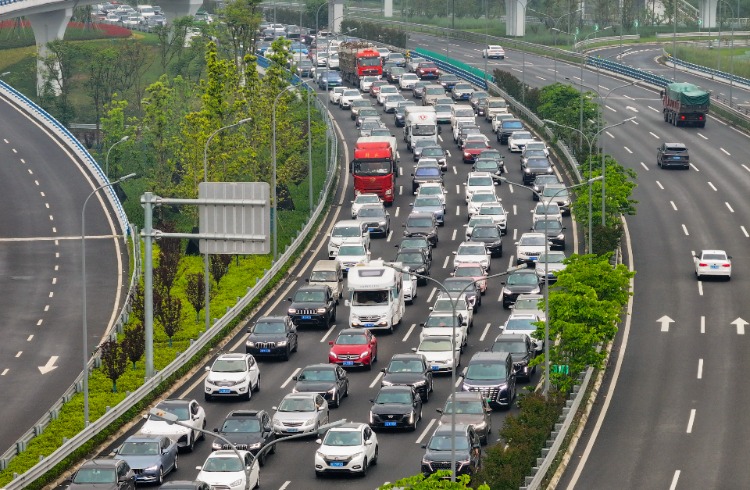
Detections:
406,31,750,488
85,62,579,489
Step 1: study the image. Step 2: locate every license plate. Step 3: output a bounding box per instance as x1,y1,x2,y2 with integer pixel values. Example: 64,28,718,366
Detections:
673,156,681,160
343,361,354,366
302,315,312,320
431,365,440,371
385,421,397,427
219,389,231,394
710,264,719,269
330,461,345,467
286,428,298,433
529,256,538,261
364,323,375,327
259,348,271,353
368,227,377,232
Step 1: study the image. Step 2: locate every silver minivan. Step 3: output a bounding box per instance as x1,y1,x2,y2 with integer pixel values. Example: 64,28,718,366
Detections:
308,260,344,302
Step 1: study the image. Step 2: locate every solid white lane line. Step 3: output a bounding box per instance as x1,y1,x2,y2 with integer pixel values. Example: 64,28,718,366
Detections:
280,368,301,390
742,226,749,238
513,228,517,240
700,316,705,334
320,324,337,342
427,288,437,303
697,281,703,296
623,147,633,154
670,470,681,490
442,256,450,268
456,184,460,194
369,371,384,388
1,369,7,375
456,205,460,216
451,229,457,241
387,230,393,242
647,105,659,112
697,359,703,379
725,202,735,213
720,148,730,156
742,164,750,173
512,204,517,215
416,419,436,444
640,162,649,171
402,323,417,342
399,185,403,195
686,409,696,433
690,163,699,171
278,481,291,490
395,207,400,217
656,181,664,190
670,201,677,211
707,182,717,191
479,323,492,341
681,224,689,236
648,131,659,139
698,133,708,140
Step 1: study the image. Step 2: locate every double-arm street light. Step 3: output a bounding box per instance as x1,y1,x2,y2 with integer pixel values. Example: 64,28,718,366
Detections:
383,262,522,482
576,26,612,146
202,117,252,332
104,135,129,180
82,172,137,426
543,118,635,252
495,176,601,396
527,7,582,82
148,408,346,490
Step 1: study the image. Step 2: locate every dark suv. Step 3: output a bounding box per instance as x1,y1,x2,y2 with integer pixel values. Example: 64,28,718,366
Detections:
421,424,482,477
287,285,336,328
460,351,516,409
497,118,524,144
657,142,690,169
490,333,536,381
412,163,444,192
403,212,439,247
245,316,298,360
381,353,433,402
212,410,276,465
469,224,503,257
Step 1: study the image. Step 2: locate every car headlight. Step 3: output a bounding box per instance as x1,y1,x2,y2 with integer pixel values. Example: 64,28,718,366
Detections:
360,351,370,358
249,442,262,450
524,168,531,173
273,419,283,427
144,464,159,471
327,387,336,395
381,379,395,386
330,351,338,359
316,450,326,458
502,287,511,295
317,308,327,314
556,234,565,240
229,479,244,487
277,340,288,347
292,387,299,393
246,341,255,347
288,308,296,314
212,441,223,450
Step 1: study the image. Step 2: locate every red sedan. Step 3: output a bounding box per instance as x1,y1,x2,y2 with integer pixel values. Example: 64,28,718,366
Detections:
416,62,440,79
463,140,491,163
451,262,488,294
328,328,378,370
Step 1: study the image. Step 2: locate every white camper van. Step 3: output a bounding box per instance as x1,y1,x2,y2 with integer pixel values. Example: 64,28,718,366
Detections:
346,260,405,333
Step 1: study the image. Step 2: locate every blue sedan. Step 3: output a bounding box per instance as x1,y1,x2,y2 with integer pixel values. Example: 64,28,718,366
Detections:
111,434,179,485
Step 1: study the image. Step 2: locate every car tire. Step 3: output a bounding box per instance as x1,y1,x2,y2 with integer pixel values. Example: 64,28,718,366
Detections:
259,450,266,467
204,393,212,402
254,375,261,392
254,474,260,489
333,390,341,408
361,458,369,477
187,433,195,452
293,338,299,352
172,453,178,473
331,306,337,323
315,471,324,478
366,359,373,371
372,445,379,465
283,347,290,361
157,467,164,485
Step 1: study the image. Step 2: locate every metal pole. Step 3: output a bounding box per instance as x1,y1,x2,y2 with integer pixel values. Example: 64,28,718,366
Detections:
104,135,128,181
202,118,252,331
273,86,296,261
82,173,135,424
308,88,313,214
141,189,155,380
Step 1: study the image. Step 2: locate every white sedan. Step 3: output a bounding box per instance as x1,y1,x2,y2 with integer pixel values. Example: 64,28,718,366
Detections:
399,73,420,90
694,249,732,280
453,241,491,271
508,131,536,153
412,335,461,372
196,450,260,490
482,44,506,59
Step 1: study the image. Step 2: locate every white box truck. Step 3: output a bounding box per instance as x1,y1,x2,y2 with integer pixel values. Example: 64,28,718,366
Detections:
346,260,405,333
404,106,438,151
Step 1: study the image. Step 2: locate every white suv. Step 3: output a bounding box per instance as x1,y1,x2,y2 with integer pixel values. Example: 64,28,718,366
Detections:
508,130,536,153
204,353,261,401
515,232,549,265
464,172,497,202
339,89,363,109
314,423,379,477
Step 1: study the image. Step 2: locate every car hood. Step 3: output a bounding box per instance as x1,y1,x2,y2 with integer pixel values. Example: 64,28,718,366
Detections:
113,454,162,470
273,410,318,423
405,225,435,235
382,372,426,385
215,432,264,446
294,381,336,393
420,350,457,363
331,345,370,356
289,301,325,310
423,447,471,462
504,284,539,294
309,280,341,294
370,402,414,415
318,445,365,458
70,483,119,490
471,236,501,245
456,254,488,262
438,414,485,428
196,470,246,487
414,204,444,214
248,333,287,342
462,379,507,389
206,371,247,383
536,263,566,274
140,420,190,436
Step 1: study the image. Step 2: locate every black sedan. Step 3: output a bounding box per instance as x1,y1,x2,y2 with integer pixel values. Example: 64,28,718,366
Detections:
396,237,433,262
293,364,350,408
245,316,298,360
369,385,423,431
212,410,276,465
469,224,503,257
395,247,432,284
403,212,439,247
381,353,433,402
501,270,541,309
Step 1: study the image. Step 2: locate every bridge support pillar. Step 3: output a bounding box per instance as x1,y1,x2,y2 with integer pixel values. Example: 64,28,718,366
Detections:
330,0,344,33
504,0,528,37
699,0,719,29
384,0,393,18
159,0,204,24
27,8,72,96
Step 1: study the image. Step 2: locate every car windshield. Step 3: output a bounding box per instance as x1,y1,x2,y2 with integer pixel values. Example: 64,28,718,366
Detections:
343,90,359,97
402,74,418,80
309,270,337,282
415,197,442,207
388,359,424,372
703,253,727,260
422,148,443,157
279,397,315,412
397,252,424,264
323,430,362,446
407,217,433,228
512,131,532,140
503,121,523,130
338,245,366,256
380,86,398,94
488,100,506,107
443,400,485,414
458,244,486,255
493,340,528,354
455,83,472,90
466,361,506,380
475,161,498,171
535,204,560,215
507,273,539,286
455,266,484,277
293,290,326,302
445,280,474,292
515,298,541,310
527,158,551,169
355,195,381,205
524,150,547,159
401,238,429,249
428,434,469,451
298,369,336,382
481,150,502,159
505,317,537,331
479,205,504,216
415,167,441,177
432,298,457,312
352,290,389,306
419,339,453,351
542,187,568,198
435,105,452,112
538,253,566,263
336,333,368,345
332,226,361,238
153,402,189,421
119,441,160,456
468,176,493,187
520,235,547,246
73,468,116,484
211,359,247,373
359,110,379,118
221,418,261,433
471,193,496,203
418,187,443,198
465,141,488,149
420,62,437,69
454,108,475,117
425,315,459,327
426,87,444,95
375,390,412,404
472,227,499,238
254,321,286,333
203,456,244,472
358,207,385,218
468,217,493,228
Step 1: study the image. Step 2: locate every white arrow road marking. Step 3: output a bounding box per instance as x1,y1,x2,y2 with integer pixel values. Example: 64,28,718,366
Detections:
732,317,747,335
38,356,58,374
657,315,674,332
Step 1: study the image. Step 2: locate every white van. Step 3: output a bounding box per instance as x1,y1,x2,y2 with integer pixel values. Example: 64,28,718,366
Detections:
346,260,405,333
136,5,155,17
404,106,437,150
308,260,344,302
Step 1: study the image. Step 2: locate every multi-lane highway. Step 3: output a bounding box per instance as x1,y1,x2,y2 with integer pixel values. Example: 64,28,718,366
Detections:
86,52,586,488
410,33,750,488
0,93,130,451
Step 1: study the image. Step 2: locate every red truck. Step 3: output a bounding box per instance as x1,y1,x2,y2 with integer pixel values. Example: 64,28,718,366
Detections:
339,41,383,86
661,82,709,128
351,140,396,205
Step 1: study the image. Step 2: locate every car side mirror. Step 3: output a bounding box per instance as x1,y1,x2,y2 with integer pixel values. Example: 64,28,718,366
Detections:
411,347,417,353
729,256,733,259
305,278,310,282
287,297,292,302
501,281,506,285
315,438,323,444
292,376,299,381
213,428,219,432
345,300,350,306
205,366,210,372
421,444,427,449
328,341,334,346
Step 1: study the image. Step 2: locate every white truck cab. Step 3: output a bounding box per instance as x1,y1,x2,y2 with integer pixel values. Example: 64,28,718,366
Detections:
404,106,438,151
346,260,405,333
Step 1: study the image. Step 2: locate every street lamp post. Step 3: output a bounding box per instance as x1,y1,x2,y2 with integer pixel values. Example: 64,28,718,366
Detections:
104,135,129,180
497,176,600,396
543,117,635,252
148,408,347,490
273,86,298,260
383,263,522,481
202,117,252,332
82,172,137,426
577,26,612,147
527,7,582,82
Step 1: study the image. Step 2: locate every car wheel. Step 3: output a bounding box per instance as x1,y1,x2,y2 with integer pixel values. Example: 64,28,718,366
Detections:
187,433,195,452
259,450,266,467
204,393,212,402
331,306,337,323
345,382,350,397
254,374,261,392
157,467,164,485
361,458,369,477
333,390,341,408
366,358,373,371
172,453,178,473
254,474,260,489
315,471,324,478
373,445,379,465
283,347,290,361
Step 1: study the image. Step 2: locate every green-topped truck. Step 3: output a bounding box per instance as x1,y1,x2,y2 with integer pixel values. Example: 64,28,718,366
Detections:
661,82,710,128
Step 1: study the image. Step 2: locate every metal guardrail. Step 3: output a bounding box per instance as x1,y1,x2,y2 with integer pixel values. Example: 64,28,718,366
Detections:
573,34,640,50
667,54,750,88
655,30,750,38
0,69,339,488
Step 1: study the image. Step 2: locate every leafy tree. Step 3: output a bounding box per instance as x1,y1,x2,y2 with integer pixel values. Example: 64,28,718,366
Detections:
100,338,128,392
305,0,328,28
131,283,145,325
186,272,206,320
378,471,489,489
38,40,77,125
122,322,145,369
160,295,182,346
115,40,153,114
153,17,194,73
218,0,263,74
85,46,119,129
210,254,232,286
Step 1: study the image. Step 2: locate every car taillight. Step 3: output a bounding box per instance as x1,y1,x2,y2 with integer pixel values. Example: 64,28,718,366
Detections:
698,262,708,267
722,263,731,268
